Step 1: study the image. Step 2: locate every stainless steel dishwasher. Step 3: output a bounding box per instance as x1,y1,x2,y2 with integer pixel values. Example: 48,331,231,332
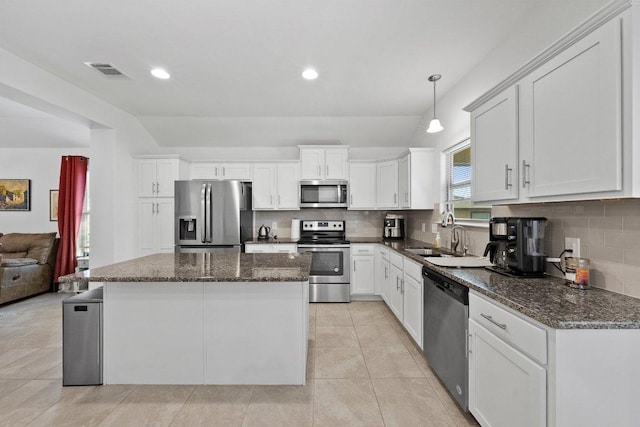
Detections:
423,266,469,411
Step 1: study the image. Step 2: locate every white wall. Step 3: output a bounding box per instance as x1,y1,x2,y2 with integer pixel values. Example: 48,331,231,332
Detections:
412,0,610,163
0,147,89,234
0,46,162,266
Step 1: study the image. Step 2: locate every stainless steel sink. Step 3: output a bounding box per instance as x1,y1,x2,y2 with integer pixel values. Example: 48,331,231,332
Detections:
405,247,444,257
404,247,459,258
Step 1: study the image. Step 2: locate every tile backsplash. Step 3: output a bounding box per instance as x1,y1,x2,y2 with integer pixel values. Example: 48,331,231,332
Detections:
494,199,640,298
257,199,640,299
255,209,387,240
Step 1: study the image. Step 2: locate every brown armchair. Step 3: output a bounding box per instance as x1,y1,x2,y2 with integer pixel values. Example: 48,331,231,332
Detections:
0,233,59,304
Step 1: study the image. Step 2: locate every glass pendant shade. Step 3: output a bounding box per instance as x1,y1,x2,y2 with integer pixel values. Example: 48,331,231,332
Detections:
426,74,443,133
427,118,443,133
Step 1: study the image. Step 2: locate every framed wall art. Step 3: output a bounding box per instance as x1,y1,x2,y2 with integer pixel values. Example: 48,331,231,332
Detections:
0,179,31,211
50,190,59,221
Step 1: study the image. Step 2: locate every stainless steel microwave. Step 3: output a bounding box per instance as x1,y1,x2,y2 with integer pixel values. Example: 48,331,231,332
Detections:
299,180,349,208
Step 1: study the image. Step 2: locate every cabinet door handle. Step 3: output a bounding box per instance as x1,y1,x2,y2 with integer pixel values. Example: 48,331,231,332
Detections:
522,160,531,188
156,202,159,214
151,203,156,214
401,279,404,294
350,194,353,205
278,195,281,205
504,164,512,190
468,333,472,354
396,277,400,290
222,167,226,177
353,260,356,272
384,265,388,279
151,182,156,194
215,166,219,176
270,195,273,205
326,165,329,176
394,193,397,204
481,313,507,330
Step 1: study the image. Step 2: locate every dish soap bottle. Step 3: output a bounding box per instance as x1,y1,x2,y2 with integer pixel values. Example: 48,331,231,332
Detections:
434,232,441,248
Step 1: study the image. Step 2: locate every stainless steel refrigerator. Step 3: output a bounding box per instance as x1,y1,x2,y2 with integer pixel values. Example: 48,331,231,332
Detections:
175,180,253,253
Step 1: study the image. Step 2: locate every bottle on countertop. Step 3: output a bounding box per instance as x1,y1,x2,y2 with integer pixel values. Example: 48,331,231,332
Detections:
434,232,441,248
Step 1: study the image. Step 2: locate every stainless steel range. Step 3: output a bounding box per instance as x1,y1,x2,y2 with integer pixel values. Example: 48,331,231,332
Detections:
297,220,350,303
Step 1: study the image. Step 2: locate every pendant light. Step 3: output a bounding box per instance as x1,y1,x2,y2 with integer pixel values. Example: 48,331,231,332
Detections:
426,74,444,133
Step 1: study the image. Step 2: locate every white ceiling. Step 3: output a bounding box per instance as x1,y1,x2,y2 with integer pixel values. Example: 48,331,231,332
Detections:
0,0,580,148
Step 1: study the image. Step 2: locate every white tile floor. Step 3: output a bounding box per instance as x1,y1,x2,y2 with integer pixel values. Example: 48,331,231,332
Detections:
0,293,479,426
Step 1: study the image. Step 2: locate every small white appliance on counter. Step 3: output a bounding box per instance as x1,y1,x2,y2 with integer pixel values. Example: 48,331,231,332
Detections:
290,218,301,240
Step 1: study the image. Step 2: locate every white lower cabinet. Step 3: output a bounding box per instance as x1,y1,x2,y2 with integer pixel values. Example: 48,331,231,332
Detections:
245,243,297,253
387,251,404,321
402,259,423,349
138,198,175,256
350,245,375,295
374,246,390,302
468,318,546,427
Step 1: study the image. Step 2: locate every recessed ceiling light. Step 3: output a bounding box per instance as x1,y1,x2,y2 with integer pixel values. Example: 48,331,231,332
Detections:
150,68,171,80
302,69,318,80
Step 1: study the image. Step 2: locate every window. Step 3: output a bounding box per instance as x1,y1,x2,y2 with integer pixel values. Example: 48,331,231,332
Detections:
444,139,491,221
76,171,90,257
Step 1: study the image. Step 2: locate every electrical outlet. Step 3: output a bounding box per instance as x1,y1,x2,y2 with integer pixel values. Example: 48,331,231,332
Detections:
431,223,439,234
421,223,426,232
565,237,580,258
271,221,278,230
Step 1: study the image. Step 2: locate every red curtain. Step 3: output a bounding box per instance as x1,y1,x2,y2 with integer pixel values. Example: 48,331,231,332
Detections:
54,156,89,282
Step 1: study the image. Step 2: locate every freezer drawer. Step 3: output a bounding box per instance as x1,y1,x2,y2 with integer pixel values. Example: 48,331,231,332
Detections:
62,287,103,386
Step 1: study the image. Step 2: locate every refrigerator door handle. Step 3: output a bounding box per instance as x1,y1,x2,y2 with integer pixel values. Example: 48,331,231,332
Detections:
206,183,213,243
200,183,207,243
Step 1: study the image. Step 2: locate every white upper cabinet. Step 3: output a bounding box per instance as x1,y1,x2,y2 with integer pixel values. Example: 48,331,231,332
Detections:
348,162,376,209
324,148,348,180
398,155,410,208
252,164,276,209
519,17,622,199
136,158,185,198
252,163,300,210
471,86,519,203
376,160,399,208
466,8,634,203
398,149,436,209
190,163,253,181
275,163,300,209
299,146,348,180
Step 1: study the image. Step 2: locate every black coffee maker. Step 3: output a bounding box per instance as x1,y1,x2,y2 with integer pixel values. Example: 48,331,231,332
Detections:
485,217,547,277
483,217,508,268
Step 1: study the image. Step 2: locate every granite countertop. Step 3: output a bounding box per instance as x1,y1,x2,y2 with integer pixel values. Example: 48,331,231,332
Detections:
352,237,640,330
59,252,312,283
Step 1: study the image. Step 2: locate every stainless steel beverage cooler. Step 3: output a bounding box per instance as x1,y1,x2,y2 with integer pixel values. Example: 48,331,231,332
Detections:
62,287,103,386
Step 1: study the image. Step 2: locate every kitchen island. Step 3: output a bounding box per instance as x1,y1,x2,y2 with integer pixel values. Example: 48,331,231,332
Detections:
60,252,312,385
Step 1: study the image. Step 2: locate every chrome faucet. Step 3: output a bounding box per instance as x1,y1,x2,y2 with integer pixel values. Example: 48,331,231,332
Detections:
450,225,468,256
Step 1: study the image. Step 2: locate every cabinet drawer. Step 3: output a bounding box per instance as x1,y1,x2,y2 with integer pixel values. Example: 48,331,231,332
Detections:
271,244,297,253
403,258,422,282
351,244,374,255
245,244,273,253
390,251,403,269
470,293,547,364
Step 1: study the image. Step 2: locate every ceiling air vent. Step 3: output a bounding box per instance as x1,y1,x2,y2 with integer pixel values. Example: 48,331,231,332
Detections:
84,62,129,79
